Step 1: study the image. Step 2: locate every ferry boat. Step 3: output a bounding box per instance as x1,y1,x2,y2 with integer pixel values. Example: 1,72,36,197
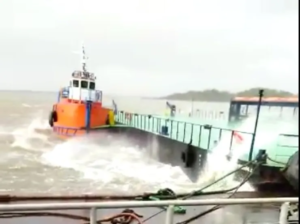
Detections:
48,45,115,138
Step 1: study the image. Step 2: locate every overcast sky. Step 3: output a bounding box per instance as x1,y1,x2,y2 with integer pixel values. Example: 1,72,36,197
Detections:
0,0,298,96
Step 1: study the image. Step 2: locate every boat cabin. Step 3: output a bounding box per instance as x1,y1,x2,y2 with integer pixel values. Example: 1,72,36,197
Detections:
59,70,102,103
228,97,298,122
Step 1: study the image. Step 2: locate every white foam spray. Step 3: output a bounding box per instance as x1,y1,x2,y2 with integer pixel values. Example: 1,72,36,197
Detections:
200,113,296,191
10,117,52,151
41,135,199,193
39,116,258,193
8,111,296,194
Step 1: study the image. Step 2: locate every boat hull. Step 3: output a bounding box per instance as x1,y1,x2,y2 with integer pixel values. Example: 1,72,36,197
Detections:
50,100,115,139
235,158,298,193
65,126,208,183
282,151,299,192
100,126,208,182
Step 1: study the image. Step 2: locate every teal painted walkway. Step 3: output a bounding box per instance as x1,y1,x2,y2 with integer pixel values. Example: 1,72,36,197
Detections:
114,112,298,167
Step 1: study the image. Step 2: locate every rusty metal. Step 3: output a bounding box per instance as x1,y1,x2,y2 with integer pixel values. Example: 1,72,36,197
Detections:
0,209,143,224
0,198,298,224
0,191,295,203
0,194,141,202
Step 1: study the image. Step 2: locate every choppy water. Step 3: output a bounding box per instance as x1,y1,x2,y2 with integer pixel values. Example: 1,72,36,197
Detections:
0,90,297,196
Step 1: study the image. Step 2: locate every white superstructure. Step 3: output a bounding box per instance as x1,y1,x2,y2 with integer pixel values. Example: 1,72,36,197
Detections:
62,44,102,102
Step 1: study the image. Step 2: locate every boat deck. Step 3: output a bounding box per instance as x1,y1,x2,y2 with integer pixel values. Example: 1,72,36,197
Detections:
114,112,298,167
1,192,297,224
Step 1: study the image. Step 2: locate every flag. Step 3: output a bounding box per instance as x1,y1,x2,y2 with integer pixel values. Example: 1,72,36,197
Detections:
233,131,244,144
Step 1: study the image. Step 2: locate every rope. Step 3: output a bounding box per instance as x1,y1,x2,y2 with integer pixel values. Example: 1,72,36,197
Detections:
267,156,287,166
181,159,256,200
0,159,260,224
143,159,258,223
0,209,143,224
176,162,260,224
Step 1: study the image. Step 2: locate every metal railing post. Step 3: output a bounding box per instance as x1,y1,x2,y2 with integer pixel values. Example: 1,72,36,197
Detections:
90,207,97,224
279,202,289,224
0,197,298,224
165,205,174,224
249,89,264,161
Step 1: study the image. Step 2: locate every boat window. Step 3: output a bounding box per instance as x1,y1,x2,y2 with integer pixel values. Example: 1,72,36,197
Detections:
81,80,88,89
61,87,69,98
89,82,95,90
72,80,79,87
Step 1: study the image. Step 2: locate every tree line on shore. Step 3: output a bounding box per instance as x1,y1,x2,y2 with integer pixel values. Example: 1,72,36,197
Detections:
160,88,297,102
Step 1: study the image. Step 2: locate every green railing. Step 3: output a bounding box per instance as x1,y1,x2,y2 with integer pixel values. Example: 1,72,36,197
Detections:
114,111,298,164
115,111,253,152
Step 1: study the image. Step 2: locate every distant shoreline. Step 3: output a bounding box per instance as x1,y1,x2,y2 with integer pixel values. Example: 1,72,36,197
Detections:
159,88,297,102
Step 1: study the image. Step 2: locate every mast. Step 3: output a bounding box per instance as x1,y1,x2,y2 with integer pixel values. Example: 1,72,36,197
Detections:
191,97,194,117
81,43,88,72
248,89,264,161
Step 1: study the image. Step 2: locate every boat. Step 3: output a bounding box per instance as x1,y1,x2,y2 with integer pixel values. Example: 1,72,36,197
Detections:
48,44,116,138
48,44,298,193
228,94,299,192
3,47,298,224
0,193,298,224
112,91,299,192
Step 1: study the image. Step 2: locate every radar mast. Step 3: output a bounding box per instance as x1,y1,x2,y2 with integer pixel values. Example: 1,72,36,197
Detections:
81,43,88,72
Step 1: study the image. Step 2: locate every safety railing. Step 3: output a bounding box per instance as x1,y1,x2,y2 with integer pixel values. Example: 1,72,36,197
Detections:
0,198,297,224
277,134,299,149
115,111,298,163
115,111,254,152
172,106,298,121
95,90,103,102
176,110,227,120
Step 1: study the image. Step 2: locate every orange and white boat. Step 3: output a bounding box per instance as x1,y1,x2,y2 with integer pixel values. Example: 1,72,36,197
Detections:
48,44,115,138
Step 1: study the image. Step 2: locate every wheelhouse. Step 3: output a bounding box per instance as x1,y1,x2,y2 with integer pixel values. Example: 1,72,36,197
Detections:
57,70,102,103
228,97,298,122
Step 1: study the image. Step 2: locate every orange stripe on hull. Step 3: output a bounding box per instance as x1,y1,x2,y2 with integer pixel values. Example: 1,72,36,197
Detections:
53,101,110,138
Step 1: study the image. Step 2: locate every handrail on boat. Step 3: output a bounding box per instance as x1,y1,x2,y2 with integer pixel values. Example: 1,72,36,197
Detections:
116,111,252,134
115,111,299,150
0,197,297,224
116,112,247,150
114,111,298,164
280,133,299,138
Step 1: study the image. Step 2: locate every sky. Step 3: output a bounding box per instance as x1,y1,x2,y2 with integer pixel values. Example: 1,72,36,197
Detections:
0,0,298,96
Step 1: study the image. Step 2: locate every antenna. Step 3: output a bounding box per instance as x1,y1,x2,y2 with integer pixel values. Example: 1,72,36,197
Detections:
72,42,95,79
81,42,88,72
191,97,194,117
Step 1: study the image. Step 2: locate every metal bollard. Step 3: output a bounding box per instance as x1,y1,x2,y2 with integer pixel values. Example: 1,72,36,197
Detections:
279,202,289,224
165,205,174,224
90,207,97,224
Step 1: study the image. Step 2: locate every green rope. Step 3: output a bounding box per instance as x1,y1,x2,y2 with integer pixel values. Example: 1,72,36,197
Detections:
142,159,258,223
181,159,256,200
148,196,186,214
